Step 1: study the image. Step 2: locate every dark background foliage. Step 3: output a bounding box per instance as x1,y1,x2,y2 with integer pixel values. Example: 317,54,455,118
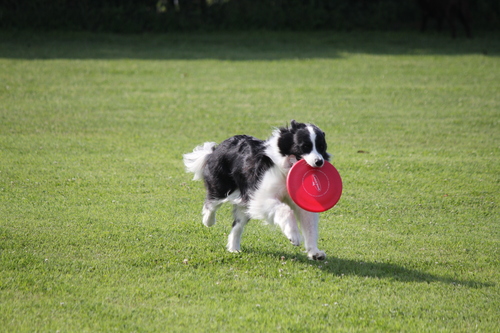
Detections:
0,0,499,32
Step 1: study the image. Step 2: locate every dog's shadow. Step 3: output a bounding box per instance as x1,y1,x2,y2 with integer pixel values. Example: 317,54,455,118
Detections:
248,249,494,289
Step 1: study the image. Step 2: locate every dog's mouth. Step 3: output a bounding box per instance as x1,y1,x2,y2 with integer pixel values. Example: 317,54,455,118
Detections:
303,156,325,168
289,155,324,168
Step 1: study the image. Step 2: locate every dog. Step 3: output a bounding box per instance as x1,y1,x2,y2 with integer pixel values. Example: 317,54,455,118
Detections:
183,120,331,260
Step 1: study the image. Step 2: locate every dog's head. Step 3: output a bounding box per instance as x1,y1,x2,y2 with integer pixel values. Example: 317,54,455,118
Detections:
277,120,330,168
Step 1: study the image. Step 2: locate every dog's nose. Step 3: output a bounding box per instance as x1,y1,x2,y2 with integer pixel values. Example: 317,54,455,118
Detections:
315,159,324,167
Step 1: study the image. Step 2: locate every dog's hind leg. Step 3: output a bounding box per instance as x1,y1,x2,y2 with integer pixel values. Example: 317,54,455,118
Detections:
227,205,250,252
202,199,222,227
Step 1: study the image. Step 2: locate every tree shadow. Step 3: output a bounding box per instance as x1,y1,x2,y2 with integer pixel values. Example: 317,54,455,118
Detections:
0,30,499,60
253,249,494,289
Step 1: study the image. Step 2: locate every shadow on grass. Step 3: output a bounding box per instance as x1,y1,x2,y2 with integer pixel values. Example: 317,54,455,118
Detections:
254,249,494,289
0,31,499,60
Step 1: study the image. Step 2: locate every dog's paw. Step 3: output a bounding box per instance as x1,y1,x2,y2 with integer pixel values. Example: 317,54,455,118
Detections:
202,206,217,227
308,250,326,261
289,236,301,246
227,243,241,253
285,227,301,246
202,214,216,227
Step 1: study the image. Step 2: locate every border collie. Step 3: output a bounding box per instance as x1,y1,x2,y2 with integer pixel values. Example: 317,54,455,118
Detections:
183,120,330,260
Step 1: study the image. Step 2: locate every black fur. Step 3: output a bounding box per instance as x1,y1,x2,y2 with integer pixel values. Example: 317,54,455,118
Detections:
203,135,273,203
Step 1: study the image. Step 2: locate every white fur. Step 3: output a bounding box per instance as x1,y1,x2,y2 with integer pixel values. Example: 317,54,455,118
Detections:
183,142,216,180
303,126,324,168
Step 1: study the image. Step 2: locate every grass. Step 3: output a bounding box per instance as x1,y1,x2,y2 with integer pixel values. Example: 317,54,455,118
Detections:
0,30,499,332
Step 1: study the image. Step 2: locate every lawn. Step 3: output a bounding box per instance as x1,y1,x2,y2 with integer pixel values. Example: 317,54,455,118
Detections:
0,31,499,332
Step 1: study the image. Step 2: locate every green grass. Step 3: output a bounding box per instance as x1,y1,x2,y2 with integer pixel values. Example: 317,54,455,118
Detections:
1,31,499,332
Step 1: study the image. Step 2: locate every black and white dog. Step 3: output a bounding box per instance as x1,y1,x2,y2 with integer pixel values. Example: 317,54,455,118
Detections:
183,120,330,260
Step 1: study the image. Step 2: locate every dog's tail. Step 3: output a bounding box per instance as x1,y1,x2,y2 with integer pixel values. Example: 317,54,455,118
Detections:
183,142,217,181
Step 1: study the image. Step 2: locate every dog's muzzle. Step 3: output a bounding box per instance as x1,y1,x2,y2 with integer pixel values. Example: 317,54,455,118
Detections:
314,159,324,168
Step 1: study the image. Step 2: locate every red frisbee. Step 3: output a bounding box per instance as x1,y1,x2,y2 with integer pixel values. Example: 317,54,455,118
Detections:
287,159,342,212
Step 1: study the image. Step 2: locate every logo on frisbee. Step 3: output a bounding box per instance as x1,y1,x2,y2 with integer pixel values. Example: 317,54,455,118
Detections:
312,174,321,192
302,169,330,197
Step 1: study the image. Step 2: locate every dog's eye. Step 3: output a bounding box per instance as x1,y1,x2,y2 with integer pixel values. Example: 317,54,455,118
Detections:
302,143,312,150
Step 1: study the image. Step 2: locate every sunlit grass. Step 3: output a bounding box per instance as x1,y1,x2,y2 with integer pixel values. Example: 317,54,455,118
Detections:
0,31,499,332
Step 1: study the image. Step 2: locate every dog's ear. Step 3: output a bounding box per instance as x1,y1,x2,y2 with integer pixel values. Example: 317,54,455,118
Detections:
290,120,307,133
278,132,294,155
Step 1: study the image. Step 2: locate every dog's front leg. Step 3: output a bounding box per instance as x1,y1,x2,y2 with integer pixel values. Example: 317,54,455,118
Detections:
297,209,325,260
273,203,301,246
